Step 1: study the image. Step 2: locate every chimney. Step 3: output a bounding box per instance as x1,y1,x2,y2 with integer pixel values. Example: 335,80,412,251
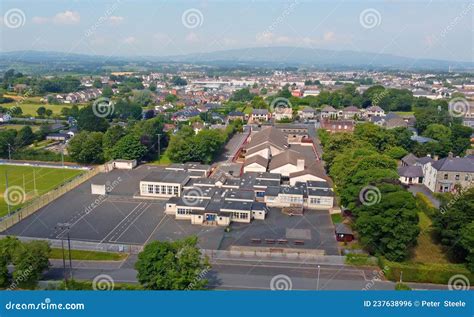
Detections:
434,155,439,161
448,152,453,159
296,159,305,170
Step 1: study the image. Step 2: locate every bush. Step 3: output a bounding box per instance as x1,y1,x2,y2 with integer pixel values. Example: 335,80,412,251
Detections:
345,254,377,266
415,192,435,217
395,283,412,290
379,257,474,284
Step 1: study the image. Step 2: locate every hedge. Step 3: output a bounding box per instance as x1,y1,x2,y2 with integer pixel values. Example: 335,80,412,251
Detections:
379,257,474,284
415,192,436,217
345,253,378,266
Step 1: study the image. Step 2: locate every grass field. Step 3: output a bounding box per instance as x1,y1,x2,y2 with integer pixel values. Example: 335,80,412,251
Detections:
0,124,40,132
1,102,82,116
49,248,128,261
410,212,448,264
0,165,84,217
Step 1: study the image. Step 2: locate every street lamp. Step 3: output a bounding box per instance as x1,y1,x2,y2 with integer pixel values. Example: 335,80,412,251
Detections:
316,265,321,291
56,223,73,281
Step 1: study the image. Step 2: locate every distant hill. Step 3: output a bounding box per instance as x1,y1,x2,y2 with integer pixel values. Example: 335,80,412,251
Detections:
1,47,473,71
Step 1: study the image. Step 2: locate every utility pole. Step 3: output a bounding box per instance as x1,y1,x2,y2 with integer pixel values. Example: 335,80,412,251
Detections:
33,169,37,194
56,223,73,281
5,171,11,216
316,265,321,291
61,142,64,168
156,133,161,161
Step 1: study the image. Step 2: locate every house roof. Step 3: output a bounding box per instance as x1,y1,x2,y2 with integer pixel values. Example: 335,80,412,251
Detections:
245,126,288,152
289,161,327,180
401,153,419,166
244,155,269,167
398,165,424,178
321,105,337,112
269,150,304,170
431,157,474,172
335,223,353,235
343,106,359,112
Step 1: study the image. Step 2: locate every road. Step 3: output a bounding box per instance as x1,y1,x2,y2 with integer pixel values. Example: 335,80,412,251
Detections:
215,126,250,163
42,258,451,290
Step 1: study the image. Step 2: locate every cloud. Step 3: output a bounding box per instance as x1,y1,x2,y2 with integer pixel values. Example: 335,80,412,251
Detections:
123,36,136,44
255,32,291,45
53,11,81,25
33,11,81,25
323,31,335,42
107,16,124,25
185,32,200,43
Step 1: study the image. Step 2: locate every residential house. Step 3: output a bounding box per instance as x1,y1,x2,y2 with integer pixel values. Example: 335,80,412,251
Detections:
423,153,474,192
250,109,270,122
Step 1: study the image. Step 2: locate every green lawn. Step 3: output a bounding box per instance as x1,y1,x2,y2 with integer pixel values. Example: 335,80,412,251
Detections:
331,213,343,224
0,165,84,217
49,248,128,261
2,101,85,116
410,212,448,264
0,124,40,132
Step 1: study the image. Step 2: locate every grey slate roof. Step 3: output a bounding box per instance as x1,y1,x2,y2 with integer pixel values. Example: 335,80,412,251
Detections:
431,157,474,172
398,165,424,178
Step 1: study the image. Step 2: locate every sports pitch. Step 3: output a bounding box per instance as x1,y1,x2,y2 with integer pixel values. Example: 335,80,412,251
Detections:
0,165,84,217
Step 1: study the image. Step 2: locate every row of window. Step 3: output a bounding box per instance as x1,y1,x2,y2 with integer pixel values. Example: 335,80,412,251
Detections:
142,184,179,195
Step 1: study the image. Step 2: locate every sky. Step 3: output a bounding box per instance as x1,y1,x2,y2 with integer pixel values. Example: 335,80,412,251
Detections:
0,0,473,62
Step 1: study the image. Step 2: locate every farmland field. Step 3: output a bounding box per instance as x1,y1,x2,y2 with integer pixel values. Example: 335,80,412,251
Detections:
0,165,84,217
1,102,85,116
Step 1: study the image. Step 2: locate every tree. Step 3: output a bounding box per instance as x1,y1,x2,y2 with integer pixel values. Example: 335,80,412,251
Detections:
36,106,46,117
14,126,35,148
423,123,451,143
355,184,420,261
45,109,53,118
68,131,104,164
135,237,209,290
384,146,408,160
93,78,102,88
12,240,50,289
102,86,113,98
432,188,474,266
460,221,474,272
103,125,126,160
134,90,154,107
110,134,147,161
77,106,109,132
0,236,21,287
171,76,187,86
230,88,255,102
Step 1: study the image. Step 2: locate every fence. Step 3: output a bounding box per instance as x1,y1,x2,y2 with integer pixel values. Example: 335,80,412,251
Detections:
0,165,104,232
201,249,346,265
0,234,143,254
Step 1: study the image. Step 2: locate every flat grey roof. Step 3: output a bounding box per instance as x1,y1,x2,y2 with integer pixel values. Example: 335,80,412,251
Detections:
142,170,189,184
